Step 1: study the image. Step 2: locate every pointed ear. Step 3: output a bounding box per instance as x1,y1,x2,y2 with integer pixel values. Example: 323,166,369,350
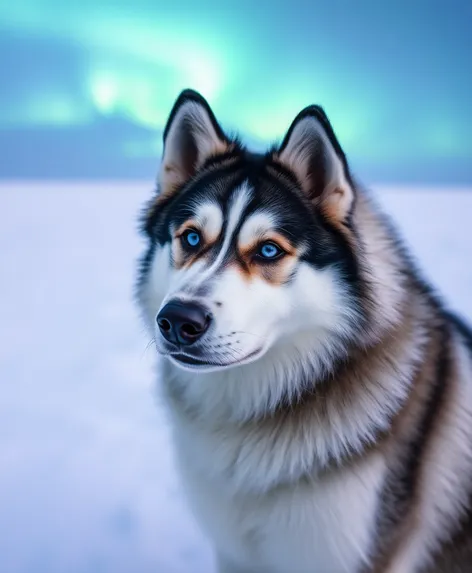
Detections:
274,106,355,224
159,89,231,198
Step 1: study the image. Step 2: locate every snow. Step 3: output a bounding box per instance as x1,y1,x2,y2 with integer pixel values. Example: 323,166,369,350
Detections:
1,181,471,573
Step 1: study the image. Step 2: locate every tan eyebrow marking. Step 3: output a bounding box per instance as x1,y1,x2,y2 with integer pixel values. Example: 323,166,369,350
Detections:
173,202,223,244
174,220,198,238
231,247,298,285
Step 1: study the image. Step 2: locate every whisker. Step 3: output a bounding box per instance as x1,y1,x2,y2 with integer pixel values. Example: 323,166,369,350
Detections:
234,330,264,339
221,345,249,362
142,338,156,359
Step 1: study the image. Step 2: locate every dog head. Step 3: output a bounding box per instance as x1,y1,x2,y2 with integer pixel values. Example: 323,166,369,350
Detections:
137,90,366,376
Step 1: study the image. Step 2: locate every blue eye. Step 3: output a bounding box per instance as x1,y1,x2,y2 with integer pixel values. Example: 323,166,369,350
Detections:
183,230,201,248
259,242,283,259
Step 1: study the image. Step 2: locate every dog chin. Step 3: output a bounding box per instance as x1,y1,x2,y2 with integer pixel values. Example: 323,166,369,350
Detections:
163,347,266,373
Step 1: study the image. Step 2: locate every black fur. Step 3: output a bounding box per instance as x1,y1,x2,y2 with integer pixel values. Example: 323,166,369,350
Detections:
140,148,364,310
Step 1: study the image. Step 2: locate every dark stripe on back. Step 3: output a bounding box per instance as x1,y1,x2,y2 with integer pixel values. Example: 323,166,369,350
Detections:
373,318,451,564
429,312,472,570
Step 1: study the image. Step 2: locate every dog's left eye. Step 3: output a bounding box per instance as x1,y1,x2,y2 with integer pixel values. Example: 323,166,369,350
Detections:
182,229,201,249
257,242,284,260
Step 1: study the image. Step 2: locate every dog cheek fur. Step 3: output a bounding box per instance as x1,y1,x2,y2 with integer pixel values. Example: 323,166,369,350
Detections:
209,267,291,345
202,261,354,368
137,243,173,335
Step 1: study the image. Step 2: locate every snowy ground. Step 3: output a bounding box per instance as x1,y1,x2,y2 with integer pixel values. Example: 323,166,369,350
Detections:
1,182,472,573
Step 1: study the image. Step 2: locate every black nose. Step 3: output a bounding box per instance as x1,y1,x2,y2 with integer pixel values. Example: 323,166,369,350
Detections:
157,301,211,346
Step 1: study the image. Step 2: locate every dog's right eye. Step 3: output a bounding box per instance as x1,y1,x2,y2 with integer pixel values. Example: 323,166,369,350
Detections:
255,241,285,261
181,229,202,250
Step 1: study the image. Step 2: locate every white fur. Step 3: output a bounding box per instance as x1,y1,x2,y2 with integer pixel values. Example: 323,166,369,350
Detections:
238,211,277,249
193,201,224,242
154,290,424,573
161,295,420,492
174,439,386,573
139,243,172,333
190,182,252,293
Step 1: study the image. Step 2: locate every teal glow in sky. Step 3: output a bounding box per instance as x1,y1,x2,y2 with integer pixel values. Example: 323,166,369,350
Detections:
1,0,471,182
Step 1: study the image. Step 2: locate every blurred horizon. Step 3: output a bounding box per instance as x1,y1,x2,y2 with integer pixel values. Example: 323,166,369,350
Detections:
1,0,471,184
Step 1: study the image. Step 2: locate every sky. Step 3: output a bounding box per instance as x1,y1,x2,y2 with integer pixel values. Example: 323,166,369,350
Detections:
1,0,471,183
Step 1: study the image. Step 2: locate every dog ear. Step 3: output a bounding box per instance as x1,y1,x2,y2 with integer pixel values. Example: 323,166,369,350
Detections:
274,106,355,224
158,89,231,198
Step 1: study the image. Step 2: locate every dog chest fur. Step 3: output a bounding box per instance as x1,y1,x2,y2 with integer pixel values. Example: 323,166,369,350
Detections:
171,417,387,573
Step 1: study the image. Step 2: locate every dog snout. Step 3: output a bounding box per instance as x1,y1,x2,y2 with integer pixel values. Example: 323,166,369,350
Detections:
157,300,212,346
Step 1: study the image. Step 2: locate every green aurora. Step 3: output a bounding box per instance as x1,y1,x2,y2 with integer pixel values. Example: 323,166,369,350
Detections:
1,0,471,181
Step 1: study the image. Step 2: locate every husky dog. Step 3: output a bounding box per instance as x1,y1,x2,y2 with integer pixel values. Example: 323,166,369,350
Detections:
136,89,472,572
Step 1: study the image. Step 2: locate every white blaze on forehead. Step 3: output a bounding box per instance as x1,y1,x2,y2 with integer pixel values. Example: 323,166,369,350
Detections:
238,211,277,249
191,181,253,287
193,201,223,241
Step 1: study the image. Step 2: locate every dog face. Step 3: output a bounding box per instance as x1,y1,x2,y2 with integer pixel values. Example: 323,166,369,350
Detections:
137,90,363,373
